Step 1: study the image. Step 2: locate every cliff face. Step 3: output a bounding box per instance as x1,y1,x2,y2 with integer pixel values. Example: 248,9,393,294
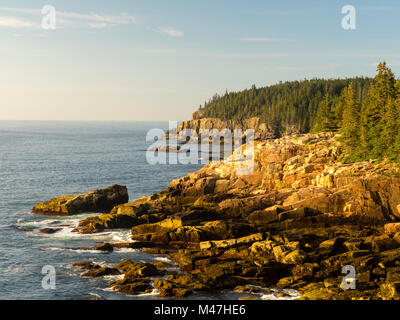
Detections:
170,116,301,141
176,117,274,140
166,132,400,222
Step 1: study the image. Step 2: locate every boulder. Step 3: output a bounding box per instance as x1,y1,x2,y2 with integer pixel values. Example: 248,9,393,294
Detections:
111,278,153,295
343,239,363,251
372,235,399,252
282,249,307,264
218,195,275,218
94,243,114,252
153,279,193,297
291,263,319,280
199,233,263,250
393,232,400,245
33,185,129,215
384,223,400,234
82,267,120,277
114,260,163,278
380,282,400,300
272,243,306,264
247,206,280,225
278,207,321,221
250,240,277,255
318,238,345,253
39,227,62,234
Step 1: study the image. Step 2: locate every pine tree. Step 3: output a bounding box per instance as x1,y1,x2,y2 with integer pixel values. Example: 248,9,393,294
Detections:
390,91,400,163
312,93,338,132
382,97,399,160
335,90,346,128
360,62,397,159
340,82,361,160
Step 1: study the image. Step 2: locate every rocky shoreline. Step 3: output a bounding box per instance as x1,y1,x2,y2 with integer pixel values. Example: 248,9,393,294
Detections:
33,133,400,300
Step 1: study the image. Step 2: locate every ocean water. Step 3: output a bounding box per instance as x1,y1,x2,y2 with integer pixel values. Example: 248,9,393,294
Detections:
0,121,299,300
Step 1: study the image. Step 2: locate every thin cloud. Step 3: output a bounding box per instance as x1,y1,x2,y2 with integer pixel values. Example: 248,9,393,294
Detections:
0,7,136,28
56,11,136,24
158,27,184,37
0,16,38,28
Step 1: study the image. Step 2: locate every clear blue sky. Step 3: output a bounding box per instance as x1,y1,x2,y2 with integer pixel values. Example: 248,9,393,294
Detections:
0,0,399,121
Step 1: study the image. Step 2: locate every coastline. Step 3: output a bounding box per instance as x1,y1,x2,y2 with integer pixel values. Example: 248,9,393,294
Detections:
32,132,400,300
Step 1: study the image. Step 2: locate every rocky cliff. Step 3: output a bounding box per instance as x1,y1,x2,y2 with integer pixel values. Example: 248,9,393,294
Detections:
173,117,275,140
161,132,400,222
166,116,302,143
34,133,400,300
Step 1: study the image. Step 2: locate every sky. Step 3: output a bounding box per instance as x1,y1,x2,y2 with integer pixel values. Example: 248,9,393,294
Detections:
0,0,399,121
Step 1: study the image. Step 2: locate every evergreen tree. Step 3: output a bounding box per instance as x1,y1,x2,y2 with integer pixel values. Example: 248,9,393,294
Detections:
335,91,346,128
382,97,399,160
312,93,338,132
340,82,361,160
360,62,397,159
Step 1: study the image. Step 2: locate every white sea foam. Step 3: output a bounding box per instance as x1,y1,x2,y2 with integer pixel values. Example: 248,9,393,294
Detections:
153,256,173,263
89,260,110,267
111,230,132,242
232,285,300,300
41,247,104,254
101,287,115,292
25,219,132,243
260,288,300,300
103,274,124,281
114,248,139,253
88,293,105,300
50,249,103,254
103,285,160,297
135,288,159,297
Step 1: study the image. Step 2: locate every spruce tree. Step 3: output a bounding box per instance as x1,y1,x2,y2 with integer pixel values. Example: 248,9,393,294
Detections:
360,62,397,159
312,93,338,132
340,82,361,160
382,97,399,160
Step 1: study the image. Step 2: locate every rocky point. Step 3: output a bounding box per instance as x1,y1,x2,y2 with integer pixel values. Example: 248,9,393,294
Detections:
34,133,400,299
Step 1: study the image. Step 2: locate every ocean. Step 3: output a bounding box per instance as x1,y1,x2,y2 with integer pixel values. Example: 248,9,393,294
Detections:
0,121,299,300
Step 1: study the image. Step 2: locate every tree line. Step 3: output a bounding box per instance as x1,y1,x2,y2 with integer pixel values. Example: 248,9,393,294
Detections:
197,77,372,135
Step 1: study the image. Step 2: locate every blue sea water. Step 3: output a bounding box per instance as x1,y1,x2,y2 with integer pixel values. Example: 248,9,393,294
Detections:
0,121,299,300
0,121,203,300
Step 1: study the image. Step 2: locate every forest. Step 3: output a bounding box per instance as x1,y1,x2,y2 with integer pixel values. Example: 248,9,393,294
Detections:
196,77,372,133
